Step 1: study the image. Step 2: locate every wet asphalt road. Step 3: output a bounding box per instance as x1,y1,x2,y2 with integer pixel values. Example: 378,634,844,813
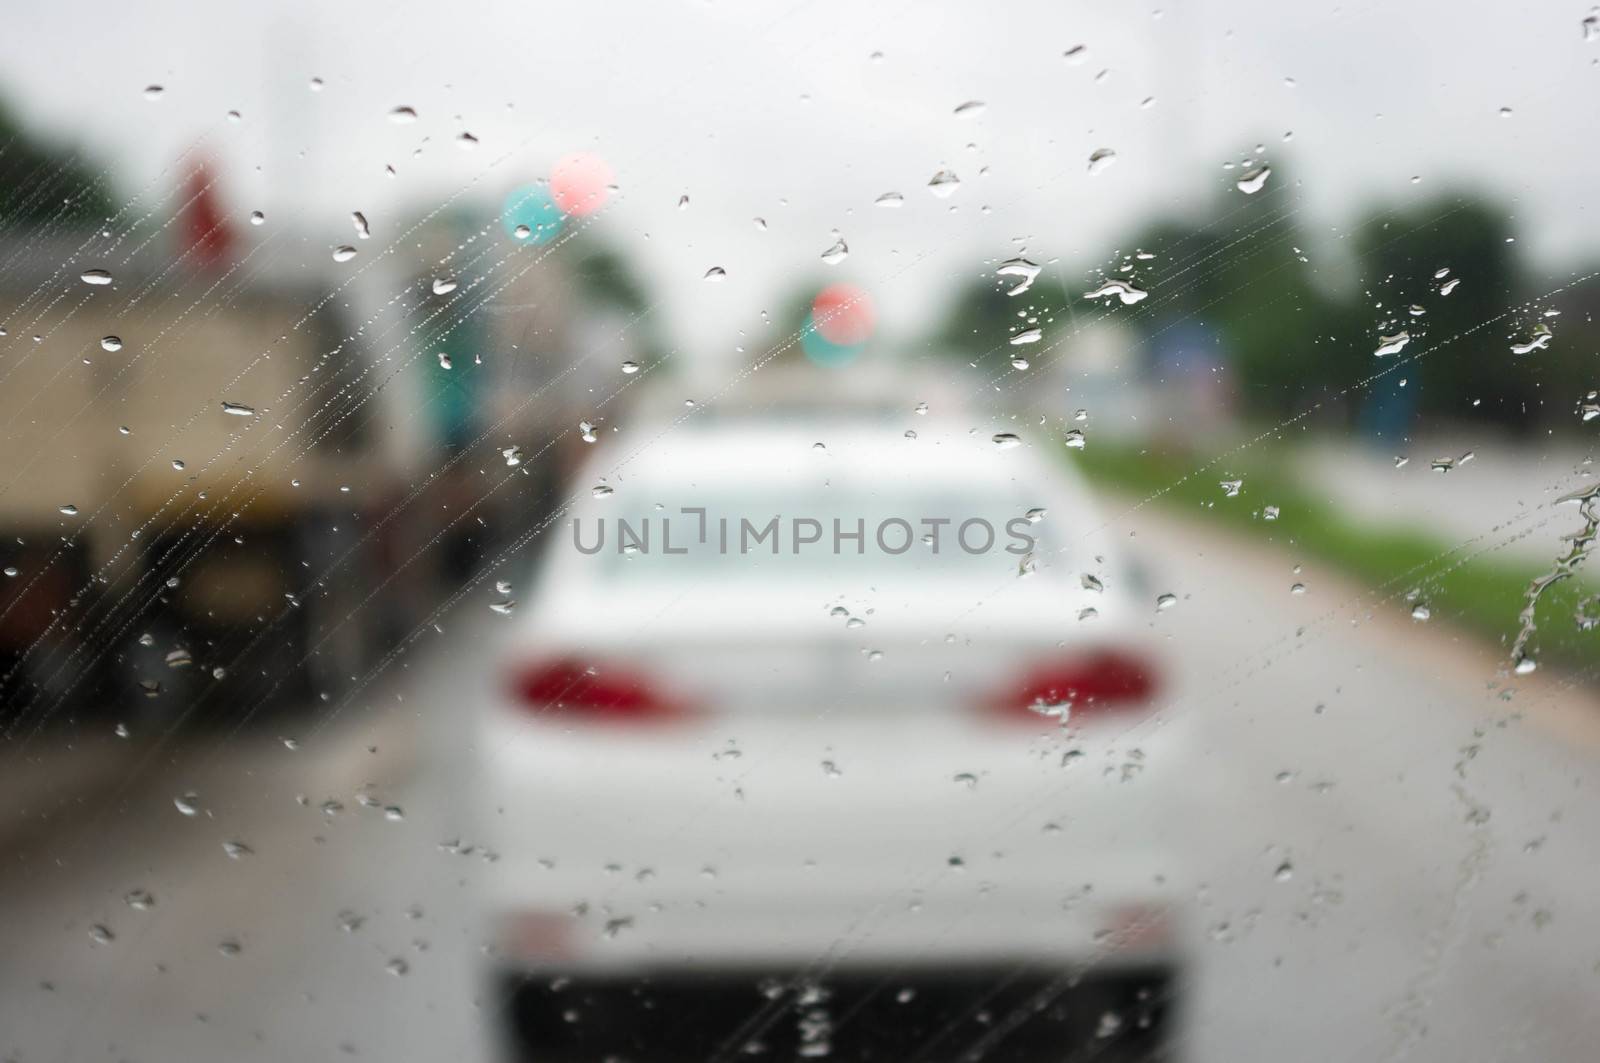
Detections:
1,502,1598,1063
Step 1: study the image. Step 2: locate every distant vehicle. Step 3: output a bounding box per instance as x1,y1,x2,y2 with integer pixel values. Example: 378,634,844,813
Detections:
0,231,431,728
479,400,1185,1061
0,203,619,731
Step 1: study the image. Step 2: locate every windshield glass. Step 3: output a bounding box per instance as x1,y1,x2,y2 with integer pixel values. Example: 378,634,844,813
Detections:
2,4,1598,1063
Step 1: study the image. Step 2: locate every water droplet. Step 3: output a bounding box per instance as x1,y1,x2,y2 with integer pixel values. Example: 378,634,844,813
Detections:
332,245,357,263
592,484,614,499
437,352,452,370
820,235,849,265
703,266,727,282
1274,861,1294,882
1411,601,1432,621
389,106,418,124
501,445,522,467
1440,277,1461,296
579,421,598,443
80,269,112,286
222,840,253,859
125,888,155,910
996,257,1041,297
248,210,265,226
384,805,405,822
953,100,986,117
927,168,961,198
1219,479,1242,497
1087,148,1117,175
992,432,1022,450
874,191,904,208
1514,655,1537,676
489,598,516,617
142,85,164,101
89,924,115,944
100,336,123,352
221,401,255,417
432,277,458,295
1009,327,1042,345
1064,428,1086,449
1374,331,1410,357
58,504,78,516
174,792,201,816
457,131,479,150
1155,593,1178,611
1236,166,1271,194
1083,278,1148,305
1509,323,1553,355
218,939,243,957
620,360,640,375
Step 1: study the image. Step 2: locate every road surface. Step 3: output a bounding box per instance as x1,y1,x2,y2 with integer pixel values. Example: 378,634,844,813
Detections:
0,499,1597,1063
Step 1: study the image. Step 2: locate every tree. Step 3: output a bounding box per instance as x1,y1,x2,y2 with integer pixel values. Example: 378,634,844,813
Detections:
0,98,114,228
1115,188,1361,421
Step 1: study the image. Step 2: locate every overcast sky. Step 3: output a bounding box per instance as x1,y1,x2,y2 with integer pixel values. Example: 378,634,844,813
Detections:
3,0,1597,365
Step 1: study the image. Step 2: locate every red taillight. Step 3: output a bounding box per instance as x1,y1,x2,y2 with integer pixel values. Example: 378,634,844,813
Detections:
508,658,686,723
988,651,1157,721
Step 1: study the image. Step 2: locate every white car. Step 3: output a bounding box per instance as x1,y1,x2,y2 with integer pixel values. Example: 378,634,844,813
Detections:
478,409,1185,1061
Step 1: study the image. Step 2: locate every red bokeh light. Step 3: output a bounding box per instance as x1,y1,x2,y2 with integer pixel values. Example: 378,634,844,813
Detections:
811,283,875,346
549,153,615,217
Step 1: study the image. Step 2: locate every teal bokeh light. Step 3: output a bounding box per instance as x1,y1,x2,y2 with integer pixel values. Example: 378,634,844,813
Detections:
501,184,565,245
801,313,861,367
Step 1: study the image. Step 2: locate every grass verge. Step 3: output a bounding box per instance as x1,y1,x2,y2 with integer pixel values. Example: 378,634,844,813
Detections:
1073,442,1596,673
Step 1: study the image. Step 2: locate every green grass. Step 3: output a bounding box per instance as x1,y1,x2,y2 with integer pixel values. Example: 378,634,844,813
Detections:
1073,442,1597,672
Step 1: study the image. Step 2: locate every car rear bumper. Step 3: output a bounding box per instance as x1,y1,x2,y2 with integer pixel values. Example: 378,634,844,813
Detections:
492,961,1182,1063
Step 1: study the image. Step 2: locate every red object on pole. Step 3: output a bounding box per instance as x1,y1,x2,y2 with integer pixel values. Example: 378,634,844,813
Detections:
549,153,614,217
179,163,234,270
811,283,875,346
